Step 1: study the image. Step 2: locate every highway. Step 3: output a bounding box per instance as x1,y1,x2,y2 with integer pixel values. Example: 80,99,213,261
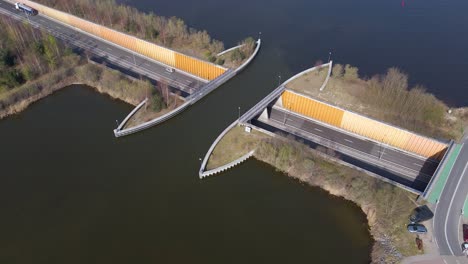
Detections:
0,0,204,96
251,106,440,192
433,138,468,256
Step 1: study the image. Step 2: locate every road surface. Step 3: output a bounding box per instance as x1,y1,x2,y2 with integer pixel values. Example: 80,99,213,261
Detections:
252,106,440,192
0,0,203,96
433,138,468,256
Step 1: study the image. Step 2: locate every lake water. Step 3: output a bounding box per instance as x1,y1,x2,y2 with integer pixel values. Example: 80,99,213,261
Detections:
2,0,468,263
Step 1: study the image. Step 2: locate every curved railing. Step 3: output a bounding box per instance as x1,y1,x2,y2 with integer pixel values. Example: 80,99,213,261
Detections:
217,44,244,56
114,39,262,137
319,61,333,91
199,120,239,177
114,101,191,137
115,98,148,131
283,61,332,86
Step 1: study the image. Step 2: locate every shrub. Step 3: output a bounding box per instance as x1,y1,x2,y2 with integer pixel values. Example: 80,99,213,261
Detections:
344,64,359,80
151,94,165,112
216,58,225,65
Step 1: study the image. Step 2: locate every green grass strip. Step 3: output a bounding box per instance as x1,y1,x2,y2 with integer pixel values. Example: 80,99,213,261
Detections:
428,144,462,203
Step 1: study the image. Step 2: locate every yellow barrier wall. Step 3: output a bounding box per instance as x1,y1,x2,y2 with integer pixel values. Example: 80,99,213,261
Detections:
282,90,344,127
175,53,226,81
281,90,447,160
22,0,226,80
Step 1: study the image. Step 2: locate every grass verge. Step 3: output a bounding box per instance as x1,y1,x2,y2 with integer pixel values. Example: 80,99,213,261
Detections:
206,126,268,170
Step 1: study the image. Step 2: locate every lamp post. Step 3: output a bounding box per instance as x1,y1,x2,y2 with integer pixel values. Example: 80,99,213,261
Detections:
379,134,387,160
26,13,37,41
238,106,241,120
132,53,137,66
328,51,332,63
283,103,289,125
278,75,281,86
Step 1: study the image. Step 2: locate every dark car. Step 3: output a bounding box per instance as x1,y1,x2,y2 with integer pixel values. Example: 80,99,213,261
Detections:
407,224,427,234
410,205,434,223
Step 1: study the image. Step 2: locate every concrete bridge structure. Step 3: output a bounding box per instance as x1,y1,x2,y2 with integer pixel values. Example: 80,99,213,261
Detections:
0,0,261,137
201,63,453,195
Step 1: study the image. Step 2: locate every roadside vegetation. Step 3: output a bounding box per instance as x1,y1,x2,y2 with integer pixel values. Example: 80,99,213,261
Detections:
122,81,185,129
217,37,257,68
206,126,423,263
33,0,255,66
0,16,164,120
286,63,468,140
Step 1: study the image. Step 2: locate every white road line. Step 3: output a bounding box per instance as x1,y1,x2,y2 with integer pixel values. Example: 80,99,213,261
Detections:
144,63,151,67
344,139,353,143
444,162,468,255
413,163,423,167
106,47,112,51
314,128,323,132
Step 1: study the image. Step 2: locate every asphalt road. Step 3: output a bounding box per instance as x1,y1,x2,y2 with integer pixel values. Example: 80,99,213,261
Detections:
0,0,204,95
433,139,468,256
251,106,440,191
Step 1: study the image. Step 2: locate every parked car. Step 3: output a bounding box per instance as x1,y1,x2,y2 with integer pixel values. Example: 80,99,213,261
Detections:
165,67,174,73
463,224,468,242
462,224,468,254
407,224,427,234
409,205,434,223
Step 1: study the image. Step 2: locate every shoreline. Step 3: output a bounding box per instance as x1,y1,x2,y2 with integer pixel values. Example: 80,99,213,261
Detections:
251,135,420,263
0,63,152,120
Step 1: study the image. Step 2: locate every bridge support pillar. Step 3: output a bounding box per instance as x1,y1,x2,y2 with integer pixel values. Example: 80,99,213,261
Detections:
258,107,269,121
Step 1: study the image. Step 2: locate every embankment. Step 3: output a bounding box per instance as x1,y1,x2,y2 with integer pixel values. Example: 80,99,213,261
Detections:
0,63,151,119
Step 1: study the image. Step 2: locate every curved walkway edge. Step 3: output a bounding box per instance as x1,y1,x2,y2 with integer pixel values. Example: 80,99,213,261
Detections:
199,120,239,177
114,39,262,137
319,61,332,91
115,98,148,131
200,150,255,178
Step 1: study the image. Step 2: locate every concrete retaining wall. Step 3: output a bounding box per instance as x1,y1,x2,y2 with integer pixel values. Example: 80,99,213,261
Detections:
200,150,255,178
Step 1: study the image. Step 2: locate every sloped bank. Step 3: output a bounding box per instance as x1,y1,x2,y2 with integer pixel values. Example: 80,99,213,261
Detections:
0,62,154,120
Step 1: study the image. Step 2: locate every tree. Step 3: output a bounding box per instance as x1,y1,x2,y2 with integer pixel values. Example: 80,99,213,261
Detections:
230,49,245,62
151,93,165,112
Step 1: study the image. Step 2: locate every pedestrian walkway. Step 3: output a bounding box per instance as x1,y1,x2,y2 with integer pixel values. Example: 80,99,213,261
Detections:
428,144,462,203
